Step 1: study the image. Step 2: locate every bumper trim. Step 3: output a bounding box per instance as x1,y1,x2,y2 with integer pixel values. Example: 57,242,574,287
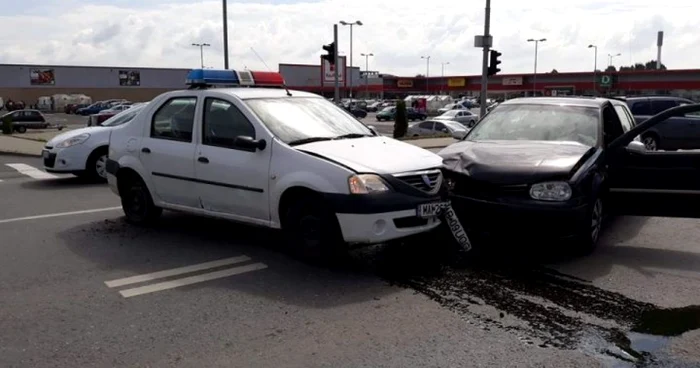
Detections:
323,192,444,215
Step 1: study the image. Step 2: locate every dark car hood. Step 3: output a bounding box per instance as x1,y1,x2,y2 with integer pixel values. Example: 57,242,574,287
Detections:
438,140,594,185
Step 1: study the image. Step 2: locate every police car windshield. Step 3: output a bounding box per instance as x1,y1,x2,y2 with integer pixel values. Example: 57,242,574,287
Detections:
244,97,373,144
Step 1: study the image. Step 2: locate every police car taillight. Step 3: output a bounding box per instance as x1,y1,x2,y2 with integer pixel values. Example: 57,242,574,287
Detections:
185,69,286,88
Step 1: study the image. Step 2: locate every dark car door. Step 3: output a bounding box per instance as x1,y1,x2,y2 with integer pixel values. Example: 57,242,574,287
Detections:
606,104,700,218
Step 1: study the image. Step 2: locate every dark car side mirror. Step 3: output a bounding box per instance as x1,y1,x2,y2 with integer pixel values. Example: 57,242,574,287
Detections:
234,136,266,151
626,140,646,154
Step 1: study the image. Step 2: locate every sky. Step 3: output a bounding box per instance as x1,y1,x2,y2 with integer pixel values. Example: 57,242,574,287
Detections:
0,0,696,77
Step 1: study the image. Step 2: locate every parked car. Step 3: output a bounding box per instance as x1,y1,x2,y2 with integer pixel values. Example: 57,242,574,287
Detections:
438,96,700,254
366,101,382,112
376,106,427,121
65,103,89,114
106,68,448,258
624,96,699,151
436,110,478,128
43,103,148,180
407,119,467,139
76,102,111,116
437,102,470,114
2,109,49,133
87,104,133,126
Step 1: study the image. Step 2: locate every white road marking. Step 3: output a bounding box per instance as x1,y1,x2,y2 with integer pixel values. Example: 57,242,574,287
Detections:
118,262,268,298
0,206,122,225
105,256,252,288
5,163,58,180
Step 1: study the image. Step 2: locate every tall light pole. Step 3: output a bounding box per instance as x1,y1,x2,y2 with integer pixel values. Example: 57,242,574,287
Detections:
441,62,450,95
421,55,431,94
608,53,621,67
588,44,598,95
222,0,229,69
361,52,373,98
527,38,546,96
192,43,210,68
340,20,363,99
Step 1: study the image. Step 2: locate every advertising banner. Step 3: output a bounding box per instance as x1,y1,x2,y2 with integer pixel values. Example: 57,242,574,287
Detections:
321,56,346,85
30,69,55,85
502,76,523,86
397,79,413,88
119,70,141,86
447,78,465,87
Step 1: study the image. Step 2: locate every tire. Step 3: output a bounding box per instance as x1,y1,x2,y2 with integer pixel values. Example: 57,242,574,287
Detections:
467,120,476,128
14,126,26,133
642,133,659,151
376,117,381,121
573,197,604,255
120,175,162,225
85,147,109,181
283,196,345,263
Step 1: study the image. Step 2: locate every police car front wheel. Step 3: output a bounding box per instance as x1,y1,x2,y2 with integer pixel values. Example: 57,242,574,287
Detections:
121,176,162,225
283,197,344,262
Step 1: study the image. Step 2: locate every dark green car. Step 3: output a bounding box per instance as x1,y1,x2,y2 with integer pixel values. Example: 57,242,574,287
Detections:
376,107,427,121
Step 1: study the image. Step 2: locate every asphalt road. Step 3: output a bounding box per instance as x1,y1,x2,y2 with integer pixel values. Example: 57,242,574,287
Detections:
1,154,700,368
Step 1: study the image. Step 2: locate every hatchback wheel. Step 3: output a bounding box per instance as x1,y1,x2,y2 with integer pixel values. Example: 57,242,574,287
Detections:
574,197,603,255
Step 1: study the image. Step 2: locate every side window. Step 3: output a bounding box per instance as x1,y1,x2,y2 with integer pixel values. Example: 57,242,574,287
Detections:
613,105,633,132
603,105,624,145
434,122,446,131
202,98,256,149
151,97,197,142
418,121,434,129
630,101,651,115
650,100,678,115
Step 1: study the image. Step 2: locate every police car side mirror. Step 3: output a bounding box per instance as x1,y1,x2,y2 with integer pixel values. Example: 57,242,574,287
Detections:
234,135,266,151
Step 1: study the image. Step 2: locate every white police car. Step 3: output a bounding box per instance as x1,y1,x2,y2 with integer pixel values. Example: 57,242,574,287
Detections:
106,69,455,256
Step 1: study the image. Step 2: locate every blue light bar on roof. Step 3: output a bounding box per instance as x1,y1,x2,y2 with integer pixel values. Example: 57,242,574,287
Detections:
185,69,286,87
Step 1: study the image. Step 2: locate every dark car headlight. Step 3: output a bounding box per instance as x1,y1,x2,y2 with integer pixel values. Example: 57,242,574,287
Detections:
529,181,572,201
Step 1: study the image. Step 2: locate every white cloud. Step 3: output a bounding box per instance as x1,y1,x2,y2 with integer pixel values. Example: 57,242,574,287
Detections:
0,0,696,77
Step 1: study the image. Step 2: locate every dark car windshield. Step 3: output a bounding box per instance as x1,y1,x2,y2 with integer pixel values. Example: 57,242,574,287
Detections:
466,103,599,147
244,97,373,144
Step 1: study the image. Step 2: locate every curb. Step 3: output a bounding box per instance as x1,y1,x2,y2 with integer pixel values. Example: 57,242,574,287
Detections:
0,151,42,158
5,135,47,143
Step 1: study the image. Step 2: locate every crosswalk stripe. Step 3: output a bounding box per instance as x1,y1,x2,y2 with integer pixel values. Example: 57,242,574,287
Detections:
5,163,58,179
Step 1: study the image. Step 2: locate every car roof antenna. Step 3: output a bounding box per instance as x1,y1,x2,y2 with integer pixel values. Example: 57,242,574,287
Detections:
251,47,292,97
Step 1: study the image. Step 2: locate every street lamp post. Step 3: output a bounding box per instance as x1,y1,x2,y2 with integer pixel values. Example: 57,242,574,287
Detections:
441,62,449,95
192,43,211,68
361,53,374,98
340,20,363,99
608,53,621,67
527,38,546,96
222,0,229,69
588,44,598,95
421,55,431,94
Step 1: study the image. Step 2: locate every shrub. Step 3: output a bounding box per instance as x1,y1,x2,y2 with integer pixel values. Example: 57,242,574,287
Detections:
1,115,12,134
393,100,408,138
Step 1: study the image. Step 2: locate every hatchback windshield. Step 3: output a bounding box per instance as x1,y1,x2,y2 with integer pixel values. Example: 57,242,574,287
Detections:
466,103,599,147
440,110,459,117
102,103,147,127
244,97,373,144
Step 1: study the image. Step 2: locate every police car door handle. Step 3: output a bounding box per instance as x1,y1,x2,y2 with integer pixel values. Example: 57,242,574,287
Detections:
141,147,151,153
197,157,209,164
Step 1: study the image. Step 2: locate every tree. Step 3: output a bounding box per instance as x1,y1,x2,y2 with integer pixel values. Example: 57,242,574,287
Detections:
393,100,408,138
1,114,12,134
618,60,666,71
415,74,425,78
605,65,617,72
550,69,559,74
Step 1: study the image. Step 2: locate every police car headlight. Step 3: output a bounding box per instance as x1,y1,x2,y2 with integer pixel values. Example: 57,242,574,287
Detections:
56,133,90,148
348,174,390,194
529,181,572,201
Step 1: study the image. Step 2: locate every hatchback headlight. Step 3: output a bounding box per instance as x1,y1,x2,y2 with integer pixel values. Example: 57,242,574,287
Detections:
56,133,90,148
348,174,390,194
529,181,572,201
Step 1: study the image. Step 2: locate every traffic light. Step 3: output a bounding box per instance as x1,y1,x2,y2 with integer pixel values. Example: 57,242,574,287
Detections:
322,42,336,65
488,50,502,76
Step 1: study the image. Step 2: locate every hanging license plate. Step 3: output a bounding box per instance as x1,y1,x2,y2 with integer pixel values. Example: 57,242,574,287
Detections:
442,205,471,252
417,201,450,218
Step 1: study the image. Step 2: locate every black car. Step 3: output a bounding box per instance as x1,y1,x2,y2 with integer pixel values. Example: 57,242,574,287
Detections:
346,106,368,118
439,97,700,253
406,107,428,121
624,96,699,151
2,109,48,133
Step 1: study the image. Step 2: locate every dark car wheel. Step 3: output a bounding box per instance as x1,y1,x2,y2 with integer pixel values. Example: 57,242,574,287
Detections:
467,120,476,128
642,133,659,151
121,176,162,225
14,126,27,133
573,197,604,255
283,196,345,263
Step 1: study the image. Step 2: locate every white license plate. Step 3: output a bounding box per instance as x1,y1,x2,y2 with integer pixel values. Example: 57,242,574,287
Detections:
42,150,49,158
443,206,472,252
417,201,450,218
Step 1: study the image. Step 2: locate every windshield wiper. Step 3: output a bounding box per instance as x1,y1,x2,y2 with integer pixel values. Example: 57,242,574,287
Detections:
333,133,371,140
287,137,334,146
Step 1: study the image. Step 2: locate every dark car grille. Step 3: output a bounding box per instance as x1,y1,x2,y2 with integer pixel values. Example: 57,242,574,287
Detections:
446,172,528,200
44,153,57,168
393,169,442,194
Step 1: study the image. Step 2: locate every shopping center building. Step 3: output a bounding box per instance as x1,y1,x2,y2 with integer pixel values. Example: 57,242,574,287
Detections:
0,62,699,104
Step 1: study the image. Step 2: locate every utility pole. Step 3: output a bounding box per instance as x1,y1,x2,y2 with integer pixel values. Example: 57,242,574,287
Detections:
334,24,340,102
340,21,363,99
479,0,491,118
192,43,210,68
441,62,449,95
222,0,229,69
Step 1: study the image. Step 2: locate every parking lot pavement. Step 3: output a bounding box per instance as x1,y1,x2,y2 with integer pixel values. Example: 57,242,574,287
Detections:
1,154,700,367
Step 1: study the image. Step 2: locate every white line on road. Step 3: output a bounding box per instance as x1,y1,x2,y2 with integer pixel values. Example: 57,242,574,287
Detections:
118,262,268,298
0,206,122,225
5,163,58,180
105,256,252,288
